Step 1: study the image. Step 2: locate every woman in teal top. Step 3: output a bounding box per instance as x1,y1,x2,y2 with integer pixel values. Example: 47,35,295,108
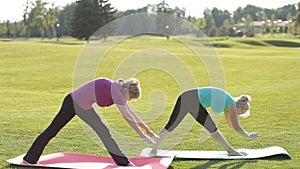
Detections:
198,87,237,113
152,87,260,156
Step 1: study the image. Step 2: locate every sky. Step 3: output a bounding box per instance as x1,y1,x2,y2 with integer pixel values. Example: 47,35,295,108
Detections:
0,0,299,22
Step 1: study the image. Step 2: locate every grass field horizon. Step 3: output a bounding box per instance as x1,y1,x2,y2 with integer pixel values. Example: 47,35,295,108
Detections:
0,36,299,169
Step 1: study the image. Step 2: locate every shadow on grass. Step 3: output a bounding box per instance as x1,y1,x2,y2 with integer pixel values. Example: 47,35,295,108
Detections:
190,160,257,169
263,40,300,47
38,40,85,46
0,38,85,46
0,39,13,42
204,43,232,48
187,154,291,169
236,40,268,46
260,154,292,161
3,164,45,169
212,43,231,48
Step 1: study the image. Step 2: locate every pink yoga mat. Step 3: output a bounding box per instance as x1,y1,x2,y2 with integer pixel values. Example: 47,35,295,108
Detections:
7,152,173,169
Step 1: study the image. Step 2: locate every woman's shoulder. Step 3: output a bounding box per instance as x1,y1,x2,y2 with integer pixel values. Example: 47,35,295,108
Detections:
93,78,117,90
198,87,233,97
198,87,228,92
94,78,114,84
197,86,213,92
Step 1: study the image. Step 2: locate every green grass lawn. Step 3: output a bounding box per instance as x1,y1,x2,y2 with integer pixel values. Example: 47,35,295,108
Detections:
0,36,299,169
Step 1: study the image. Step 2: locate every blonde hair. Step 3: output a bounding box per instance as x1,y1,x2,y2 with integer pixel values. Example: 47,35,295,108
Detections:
118,78,141,99
235,95,251,118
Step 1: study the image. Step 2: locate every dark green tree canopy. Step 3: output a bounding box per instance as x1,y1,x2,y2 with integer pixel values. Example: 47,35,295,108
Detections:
71,0,115,40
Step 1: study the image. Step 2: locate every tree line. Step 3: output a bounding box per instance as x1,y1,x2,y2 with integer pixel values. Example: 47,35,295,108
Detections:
0,0,299,39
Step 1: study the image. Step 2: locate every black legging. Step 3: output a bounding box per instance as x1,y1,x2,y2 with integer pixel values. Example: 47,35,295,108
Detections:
23,94,129,166
164,89,217,133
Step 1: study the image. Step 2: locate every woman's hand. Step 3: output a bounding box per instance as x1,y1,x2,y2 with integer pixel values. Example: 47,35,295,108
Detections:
247,132,260,139
227,150,244,156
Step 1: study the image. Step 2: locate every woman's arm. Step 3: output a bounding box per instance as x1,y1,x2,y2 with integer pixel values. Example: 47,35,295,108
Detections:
125,104,158,138
225,104,260,139
115,103,155,144
226,104,249,137
224,109,233,128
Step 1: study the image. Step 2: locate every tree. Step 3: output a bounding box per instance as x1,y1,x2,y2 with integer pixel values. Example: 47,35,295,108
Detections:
10,22,20,38
0,22,7,37
263,25,271,34
115,6,155,36
71,0,116,40
45,3,59,38
276,4,297,20
203,8,214,34
294,2,300,36
115,6,149,18
245,14,255,37
218,26,228,36
270,14,276,34
208,27,217,37
243,5,261,21
58,3,76,36
219,19,230,36
71,0,97,40
204,8,231,36
233,7,242,23
5,21,11,37
22,0,60,38
190,17,206,31
27,0,48,38
211,8,231,28
228,27,236,37
23,0,31,38
233,5,263,23
97,0,116,39
156,0,174,38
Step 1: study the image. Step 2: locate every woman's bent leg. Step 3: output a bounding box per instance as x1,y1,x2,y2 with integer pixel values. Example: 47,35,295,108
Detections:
164,89,217,133
164,95,188,131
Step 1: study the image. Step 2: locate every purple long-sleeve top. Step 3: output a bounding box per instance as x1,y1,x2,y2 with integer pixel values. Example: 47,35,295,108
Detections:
71,78,125,110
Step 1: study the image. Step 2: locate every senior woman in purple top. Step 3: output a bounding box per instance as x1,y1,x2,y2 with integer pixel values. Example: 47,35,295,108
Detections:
23,78,157,166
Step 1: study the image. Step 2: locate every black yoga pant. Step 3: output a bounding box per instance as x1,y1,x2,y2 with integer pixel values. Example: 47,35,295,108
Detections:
164,89,217,133
23,94,129,166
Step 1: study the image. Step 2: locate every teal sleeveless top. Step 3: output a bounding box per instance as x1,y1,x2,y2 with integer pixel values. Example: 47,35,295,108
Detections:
197,87,236,113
